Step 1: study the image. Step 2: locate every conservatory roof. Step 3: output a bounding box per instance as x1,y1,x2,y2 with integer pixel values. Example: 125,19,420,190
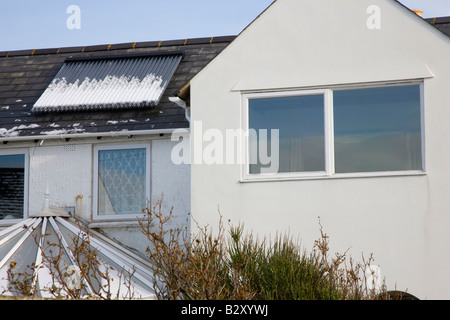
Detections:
0,214,155,299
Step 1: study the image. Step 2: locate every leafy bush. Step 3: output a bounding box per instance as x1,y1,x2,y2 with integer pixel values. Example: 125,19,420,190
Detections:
139,201,391,300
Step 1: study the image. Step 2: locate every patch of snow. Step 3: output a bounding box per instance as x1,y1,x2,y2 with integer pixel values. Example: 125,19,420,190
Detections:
0,128,19,137
40,127,85,135
33,72,165,110
18,124,40,129
39,129,69,135
1,106,9,110
0,124,41,137
107,121,118,125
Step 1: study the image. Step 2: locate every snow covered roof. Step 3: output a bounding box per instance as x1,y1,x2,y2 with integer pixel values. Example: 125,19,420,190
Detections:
32,52,182,112
0,213,156,299
0,36,235,139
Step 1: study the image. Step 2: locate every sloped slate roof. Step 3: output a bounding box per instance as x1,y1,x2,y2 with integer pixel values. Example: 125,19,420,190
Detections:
426,16,450,37
0,37,235,138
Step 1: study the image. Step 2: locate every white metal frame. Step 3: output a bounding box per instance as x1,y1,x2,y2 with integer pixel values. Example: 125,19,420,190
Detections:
241,89,331,181
241,81,425,182
0,217,155,299
56,217,154,289
93,143,151,221
0,148,29,225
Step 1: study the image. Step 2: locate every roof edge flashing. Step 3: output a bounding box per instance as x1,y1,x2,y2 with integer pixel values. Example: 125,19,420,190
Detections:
0,35,237,59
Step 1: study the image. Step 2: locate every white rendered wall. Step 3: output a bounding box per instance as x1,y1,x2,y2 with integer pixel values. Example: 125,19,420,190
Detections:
28,144,92,219
151,139,191,227
190,0,450,299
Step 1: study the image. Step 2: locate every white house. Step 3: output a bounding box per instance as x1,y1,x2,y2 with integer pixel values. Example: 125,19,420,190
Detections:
187,0,450,300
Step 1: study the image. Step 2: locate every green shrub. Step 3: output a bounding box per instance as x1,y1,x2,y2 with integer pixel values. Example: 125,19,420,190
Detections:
139,202,389,300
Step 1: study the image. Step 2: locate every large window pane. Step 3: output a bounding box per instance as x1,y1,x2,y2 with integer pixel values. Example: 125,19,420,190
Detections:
249,94,325,174
0,154,25,220
333,85,422,173
97,148,147,216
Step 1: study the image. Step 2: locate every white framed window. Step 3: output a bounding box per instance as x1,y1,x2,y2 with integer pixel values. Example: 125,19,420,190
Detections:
0,149,29,223
93,144,150,220
242,82,424,181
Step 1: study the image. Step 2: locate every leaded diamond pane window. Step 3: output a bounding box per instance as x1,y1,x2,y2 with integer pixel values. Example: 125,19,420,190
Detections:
96,147,149,216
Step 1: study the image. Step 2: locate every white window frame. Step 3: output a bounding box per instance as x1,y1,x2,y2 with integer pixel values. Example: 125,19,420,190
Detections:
0,149,29,225
241,81,425,182
93,144,150,221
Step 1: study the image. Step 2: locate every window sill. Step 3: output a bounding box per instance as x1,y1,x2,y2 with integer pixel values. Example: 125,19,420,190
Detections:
88,220,143,229
240,170,426,183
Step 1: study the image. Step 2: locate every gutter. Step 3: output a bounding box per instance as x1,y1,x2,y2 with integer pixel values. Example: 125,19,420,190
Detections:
0,128,184,144
170,81,191,123
169,96,190,123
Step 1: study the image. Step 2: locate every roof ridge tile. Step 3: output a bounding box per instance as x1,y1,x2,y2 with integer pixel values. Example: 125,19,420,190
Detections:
0,35,236,59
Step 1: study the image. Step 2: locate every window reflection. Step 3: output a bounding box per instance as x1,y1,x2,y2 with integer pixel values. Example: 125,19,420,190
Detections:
334,85,422,173
249,94,325,174
0,154,25,220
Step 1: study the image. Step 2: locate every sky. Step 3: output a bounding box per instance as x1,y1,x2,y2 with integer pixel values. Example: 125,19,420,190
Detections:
0,0,449,51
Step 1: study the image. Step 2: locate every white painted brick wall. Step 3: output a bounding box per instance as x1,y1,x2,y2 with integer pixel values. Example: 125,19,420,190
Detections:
151,139,190,227
28,144,92,219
